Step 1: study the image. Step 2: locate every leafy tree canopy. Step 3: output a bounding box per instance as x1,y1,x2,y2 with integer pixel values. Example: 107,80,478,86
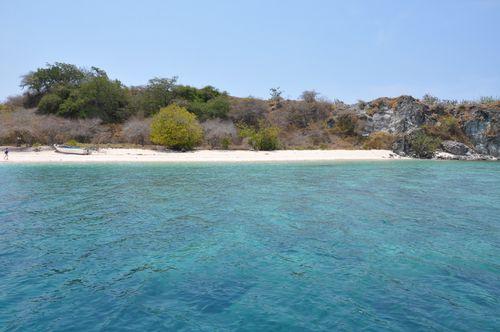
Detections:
19,63,230,123
21,62,87,95
128,80,226,118
172,85,223,103
138,77,178,116
58,74,129,123
187,95,231,121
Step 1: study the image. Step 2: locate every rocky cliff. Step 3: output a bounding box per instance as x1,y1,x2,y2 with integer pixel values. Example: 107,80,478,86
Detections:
352,96,499,160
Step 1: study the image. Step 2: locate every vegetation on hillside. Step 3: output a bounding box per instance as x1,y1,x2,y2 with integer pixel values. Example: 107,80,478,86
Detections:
1,63,499,154
19,63,230,123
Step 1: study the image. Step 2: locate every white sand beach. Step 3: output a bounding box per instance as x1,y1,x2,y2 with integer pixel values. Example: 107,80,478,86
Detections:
1,148,405,163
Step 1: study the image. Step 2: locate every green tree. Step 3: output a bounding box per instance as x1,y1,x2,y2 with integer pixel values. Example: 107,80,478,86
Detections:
205,95,230,118
188,95,230,120
20,63,87,106
58,72,129,122
140,77,178,116
21,64,129,122
150,104,203,150
197,85,222,102
172,85,202,102
21,62,87,95
172,85,224,103
409,131,441,158
37,93,64,114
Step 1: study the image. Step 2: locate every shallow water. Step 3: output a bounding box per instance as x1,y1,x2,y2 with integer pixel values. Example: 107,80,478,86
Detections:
0,161,499,331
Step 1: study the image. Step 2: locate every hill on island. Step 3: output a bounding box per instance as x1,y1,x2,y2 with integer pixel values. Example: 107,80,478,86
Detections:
1,63,499,159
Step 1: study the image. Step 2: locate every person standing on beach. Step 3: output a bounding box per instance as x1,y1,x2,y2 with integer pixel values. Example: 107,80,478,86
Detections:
4,147,9,160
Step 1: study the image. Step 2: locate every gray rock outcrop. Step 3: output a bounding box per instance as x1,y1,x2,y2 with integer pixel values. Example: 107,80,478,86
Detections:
357,97,499,159
440,140,473,155
461,108,499,157
435,140,497,160
364,96,429,134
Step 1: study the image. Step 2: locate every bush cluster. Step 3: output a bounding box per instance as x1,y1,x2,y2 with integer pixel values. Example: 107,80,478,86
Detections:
239,123,280,151
424,115,465,141
408,131,441,158
20,63,230,124
150,104,203,151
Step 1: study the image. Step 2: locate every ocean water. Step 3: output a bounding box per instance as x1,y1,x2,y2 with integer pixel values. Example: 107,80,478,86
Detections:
0,161,499,331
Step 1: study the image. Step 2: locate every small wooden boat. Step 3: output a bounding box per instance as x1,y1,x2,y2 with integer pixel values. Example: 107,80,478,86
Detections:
54,144,91,155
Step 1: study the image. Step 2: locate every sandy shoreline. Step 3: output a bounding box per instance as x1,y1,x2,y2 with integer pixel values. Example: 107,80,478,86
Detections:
1,148,405,164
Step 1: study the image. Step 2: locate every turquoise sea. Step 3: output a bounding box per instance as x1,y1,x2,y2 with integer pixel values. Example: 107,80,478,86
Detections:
0,161,499,331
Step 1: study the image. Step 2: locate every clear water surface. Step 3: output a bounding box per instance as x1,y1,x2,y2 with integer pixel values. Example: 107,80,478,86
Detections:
0,161,499,331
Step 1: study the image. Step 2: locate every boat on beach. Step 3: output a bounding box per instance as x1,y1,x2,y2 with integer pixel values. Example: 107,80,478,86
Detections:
53,144,91,155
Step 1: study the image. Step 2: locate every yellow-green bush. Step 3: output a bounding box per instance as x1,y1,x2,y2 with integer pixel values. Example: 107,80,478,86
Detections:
363,132,395,149
239,123,280,151
65,139,80,146
150,104,203,151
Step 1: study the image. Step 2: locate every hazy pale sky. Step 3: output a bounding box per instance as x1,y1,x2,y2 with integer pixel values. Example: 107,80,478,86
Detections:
1,0,499,103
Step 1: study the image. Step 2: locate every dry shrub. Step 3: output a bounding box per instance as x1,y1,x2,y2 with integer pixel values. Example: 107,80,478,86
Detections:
91,127,114,145
363,131,396,149
266,108,289,129
279,130,310,149
68,119,102,143
305,122,331,146
300,90,319,103
366,97,401,115
4,95,27,110
331,113,358,135
366,98,390,115
202,119,238,148
122,117,152,145
388,98,400,109
491,101,500,109
278,125,331,149
329,135,363,149
0,108,102,145
228,97,268,127
357,100,367,110
0,108,152,146
282,100,332,129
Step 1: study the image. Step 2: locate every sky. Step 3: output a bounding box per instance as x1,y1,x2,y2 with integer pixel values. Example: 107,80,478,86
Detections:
1,0,499,103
